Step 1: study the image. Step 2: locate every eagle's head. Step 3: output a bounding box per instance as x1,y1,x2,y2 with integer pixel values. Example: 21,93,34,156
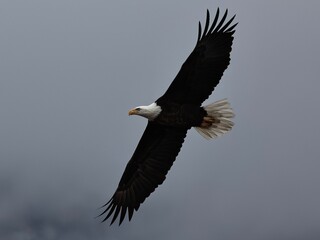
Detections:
128,102,162,121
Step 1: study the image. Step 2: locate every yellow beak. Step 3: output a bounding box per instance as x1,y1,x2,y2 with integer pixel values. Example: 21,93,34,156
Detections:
128,108,138,116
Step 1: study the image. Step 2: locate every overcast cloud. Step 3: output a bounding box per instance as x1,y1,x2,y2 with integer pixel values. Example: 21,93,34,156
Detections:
1,1,320,239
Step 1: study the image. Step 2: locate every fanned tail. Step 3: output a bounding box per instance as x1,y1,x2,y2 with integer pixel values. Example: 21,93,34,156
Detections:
195,98,234,140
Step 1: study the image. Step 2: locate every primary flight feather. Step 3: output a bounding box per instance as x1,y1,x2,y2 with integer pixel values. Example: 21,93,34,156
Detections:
99,8,237,225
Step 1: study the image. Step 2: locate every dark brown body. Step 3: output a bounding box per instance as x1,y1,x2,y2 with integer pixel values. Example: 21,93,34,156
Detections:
154,101,207,128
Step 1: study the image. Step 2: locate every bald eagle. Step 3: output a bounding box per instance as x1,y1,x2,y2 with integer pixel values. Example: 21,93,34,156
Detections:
100,8,237,225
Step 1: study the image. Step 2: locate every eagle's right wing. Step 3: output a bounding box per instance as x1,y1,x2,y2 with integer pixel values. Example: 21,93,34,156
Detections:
99,122,188,225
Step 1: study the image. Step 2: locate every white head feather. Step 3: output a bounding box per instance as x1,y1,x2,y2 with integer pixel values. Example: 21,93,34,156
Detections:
128,102,162,121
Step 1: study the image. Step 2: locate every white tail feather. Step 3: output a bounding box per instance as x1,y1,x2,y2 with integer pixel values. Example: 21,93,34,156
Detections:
195,99,234,140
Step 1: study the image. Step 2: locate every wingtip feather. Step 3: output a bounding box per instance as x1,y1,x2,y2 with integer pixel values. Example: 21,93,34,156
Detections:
197,8,236,42
201,9,210,40
197,21,202,42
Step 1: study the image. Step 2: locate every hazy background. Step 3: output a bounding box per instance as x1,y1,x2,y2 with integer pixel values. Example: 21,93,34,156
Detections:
1,1,320,239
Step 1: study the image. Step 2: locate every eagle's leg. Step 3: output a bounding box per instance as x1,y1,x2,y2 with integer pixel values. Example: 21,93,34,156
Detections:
200,116,220,128
195,99,234,139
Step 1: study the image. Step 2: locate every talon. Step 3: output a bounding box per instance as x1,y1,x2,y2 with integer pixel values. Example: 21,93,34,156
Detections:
203,116,220,124
200,122,211,128
203,116,212,122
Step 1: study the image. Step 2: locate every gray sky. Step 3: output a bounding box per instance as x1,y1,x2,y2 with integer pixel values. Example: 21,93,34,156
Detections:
1,1,320,239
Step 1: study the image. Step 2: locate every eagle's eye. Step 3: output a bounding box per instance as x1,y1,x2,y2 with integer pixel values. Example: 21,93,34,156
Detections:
135,107,141,111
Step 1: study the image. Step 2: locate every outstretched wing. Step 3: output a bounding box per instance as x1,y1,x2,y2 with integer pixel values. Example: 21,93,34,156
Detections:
157,9,237,105
99,122,188,225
